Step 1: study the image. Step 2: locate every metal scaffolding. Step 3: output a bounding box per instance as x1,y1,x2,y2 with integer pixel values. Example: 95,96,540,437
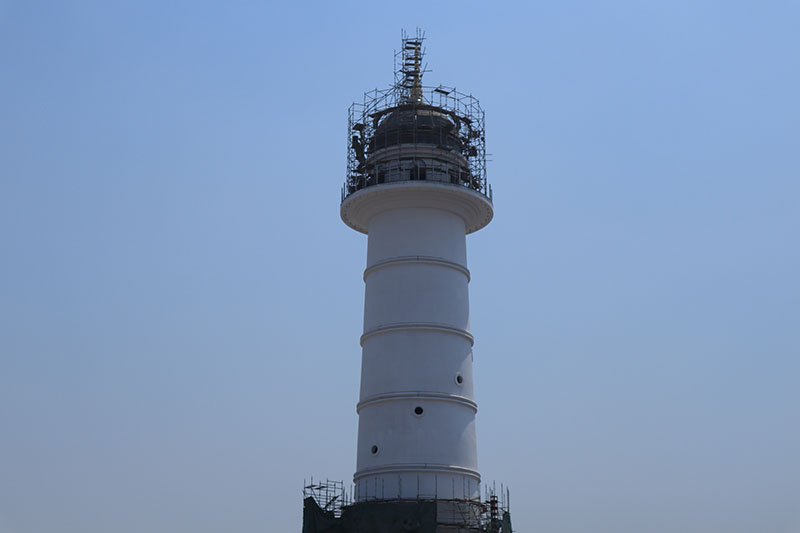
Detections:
342,29,490,202
303,478,512,532
303,478,350,519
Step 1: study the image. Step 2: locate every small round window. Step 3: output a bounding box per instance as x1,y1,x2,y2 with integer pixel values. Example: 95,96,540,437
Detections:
370,445,379,455
455,374,464,385
413,406,424,416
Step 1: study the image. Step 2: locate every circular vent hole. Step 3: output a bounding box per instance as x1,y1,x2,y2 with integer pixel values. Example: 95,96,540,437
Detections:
455,374,464,385
414,406,424,416
370,445,379,455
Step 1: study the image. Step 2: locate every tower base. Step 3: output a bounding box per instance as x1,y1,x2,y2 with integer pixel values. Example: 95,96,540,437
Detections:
302,496,513,533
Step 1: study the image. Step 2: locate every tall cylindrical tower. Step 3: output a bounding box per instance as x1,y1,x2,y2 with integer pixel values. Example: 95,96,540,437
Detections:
302,31,512,533
341,32,493,505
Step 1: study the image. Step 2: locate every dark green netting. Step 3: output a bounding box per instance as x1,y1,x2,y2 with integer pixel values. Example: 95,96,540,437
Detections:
501,510,513,533
302,497,513,532
303,497,437,533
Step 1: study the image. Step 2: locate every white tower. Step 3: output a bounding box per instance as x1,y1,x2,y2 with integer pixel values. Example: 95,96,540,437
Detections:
302,31,512,533
341,32,493,505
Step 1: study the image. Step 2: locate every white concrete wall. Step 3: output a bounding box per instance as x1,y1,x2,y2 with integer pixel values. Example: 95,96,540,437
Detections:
366,207,467,266
354,205,480,501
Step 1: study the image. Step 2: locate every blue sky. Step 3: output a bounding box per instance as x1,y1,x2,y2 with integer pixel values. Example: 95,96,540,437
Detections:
1,1,798,532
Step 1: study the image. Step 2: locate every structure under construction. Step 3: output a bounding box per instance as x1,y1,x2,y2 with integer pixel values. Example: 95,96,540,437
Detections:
303,30,512,533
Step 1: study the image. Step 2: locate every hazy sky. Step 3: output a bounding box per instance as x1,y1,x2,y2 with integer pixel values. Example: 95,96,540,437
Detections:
1,1,798,532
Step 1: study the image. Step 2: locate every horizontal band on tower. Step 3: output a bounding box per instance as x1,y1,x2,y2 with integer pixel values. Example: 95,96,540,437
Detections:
357,391,478,413
354,463,481,481
364,255,470,282
361,322,474,346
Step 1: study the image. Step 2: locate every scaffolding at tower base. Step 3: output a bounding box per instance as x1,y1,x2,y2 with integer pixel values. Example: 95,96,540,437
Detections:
303,478,351,519
302,479,512,533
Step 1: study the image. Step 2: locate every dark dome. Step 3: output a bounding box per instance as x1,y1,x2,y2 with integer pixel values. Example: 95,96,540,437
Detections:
369,104,462,153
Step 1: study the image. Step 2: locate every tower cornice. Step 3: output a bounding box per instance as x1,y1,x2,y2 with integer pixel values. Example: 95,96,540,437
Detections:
340,181,494,235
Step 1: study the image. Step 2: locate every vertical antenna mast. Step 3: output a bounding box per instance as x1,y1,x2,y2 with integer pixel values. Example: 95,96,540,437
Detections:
397,28,426,103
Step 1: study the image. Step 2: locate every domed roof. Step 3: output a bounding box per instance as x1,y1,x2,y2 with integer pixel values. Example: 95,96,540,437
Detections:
375,105,454,131
369,104,461,152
